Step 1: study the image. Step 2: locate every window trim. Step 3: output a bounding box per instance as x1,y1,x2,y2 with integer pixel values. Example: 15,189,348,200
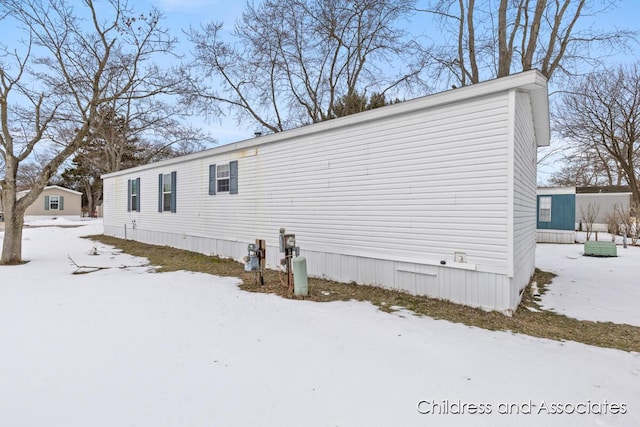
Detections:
44,195,64,211
128,178,141,212
539,196,552,223
217,163,230,193
158,172,177,213
49,195,60,210
209,161,238,196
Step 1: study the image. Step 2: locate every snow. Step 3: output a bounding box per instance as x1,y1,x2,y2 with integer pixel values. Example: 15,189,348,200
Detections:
536,232,640,327
1,220,639,427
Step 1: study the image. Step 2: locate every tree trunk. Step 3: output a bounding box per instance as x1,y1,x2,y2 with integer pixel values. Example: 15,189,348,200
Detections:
86,189,94,217
497,0,509,77
0,188,25,265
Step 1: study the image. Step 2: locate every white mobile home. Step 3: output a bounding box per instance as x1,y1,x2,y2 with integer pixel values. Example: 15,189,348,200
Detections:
102,70,549,313
575,189,633,232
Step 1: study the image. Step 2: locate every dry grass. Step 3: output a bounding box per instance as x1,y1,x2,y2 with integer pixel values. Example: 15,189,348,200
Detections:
87,234,640,352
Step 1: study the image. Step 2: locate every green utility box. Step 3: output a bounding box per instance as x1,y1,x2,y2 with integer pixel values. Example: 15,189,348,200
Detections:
584,241,617,257
292,256,308,296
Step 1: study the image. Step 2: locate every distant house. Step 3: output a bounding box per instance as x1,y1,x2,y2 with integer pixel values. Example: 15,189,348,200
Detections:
536,187,576,243
576,187,633,232
19,185,82,220
102,70,550,314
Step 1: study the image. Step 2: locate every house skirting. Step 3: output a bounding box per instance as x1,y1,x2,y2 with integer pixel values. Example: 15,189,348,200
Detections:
105,224,523,314
536,229,575,244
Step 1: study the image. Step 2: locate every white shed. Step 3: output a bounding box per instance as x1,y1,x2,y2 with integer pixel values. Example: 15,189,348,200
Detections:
102,70,549,313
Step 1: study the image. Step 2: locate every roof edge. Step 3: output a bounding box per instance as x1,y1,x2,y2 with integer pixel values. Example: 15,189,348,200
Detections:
103,70,549,179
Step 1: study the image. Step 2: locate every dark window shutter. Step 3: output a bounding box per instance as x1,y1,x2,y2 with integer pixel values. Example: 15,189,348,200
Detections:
158,174,163,212
209,164,216,195
230,161,238,195
171,171,177,213
136,178,141,212
44,196,50,210
127,179,132,212
59,196,64,211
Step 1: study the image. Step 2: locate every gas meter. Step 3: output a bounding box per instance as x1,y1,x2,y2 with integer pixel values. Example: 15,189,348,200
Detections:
244,243,262,272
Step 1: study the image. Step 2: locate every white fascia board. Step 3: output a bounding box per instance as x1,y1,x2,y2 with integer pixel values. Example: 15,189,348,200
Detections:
19,185,83,196
103,70,549,179
44,185,83,195
537,186,576,195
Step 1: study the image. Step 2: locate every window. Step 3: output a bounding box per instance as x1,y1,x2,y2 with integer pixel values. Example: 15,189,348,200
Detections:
128,178,140,212
158,172,177,213
163,173,172,211
49,196,60,210
44,195,64,211
217,164,230,192
539,196,552,222
209,161,238,195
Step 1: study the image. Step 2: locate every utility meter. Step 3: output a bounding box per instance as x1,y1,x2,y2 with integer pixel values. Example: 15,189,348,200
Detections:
284,234,296,249
244,243,261,272
279,228,296,252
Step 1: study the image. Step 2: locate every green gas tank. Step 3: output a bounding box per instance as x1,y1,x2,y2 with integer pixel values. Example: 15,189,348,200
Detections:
292,256,308,296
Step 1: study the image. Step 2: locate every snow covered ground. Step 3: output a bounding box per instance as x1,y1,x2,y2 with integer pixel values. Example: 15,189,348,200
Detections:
536,232,640,327
0,220,638,427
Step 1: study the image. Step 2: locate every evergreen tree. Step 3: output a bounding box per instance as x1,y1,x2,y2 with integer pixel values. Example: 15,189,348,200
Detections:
61,107,142,215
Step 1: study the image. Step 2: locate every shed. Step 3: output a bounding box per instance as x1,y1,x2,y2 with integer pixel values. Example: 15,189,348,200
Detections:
536,187,576,243
19,185,83,220
102,70,550,314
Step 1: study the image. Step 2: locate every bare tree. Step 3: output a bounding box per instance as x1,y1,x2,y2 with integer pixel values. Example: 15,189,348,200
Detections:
579,202,600,241
184,0,426,132
59,103,212,216
548,145,627,187
15,161,44,191
614,202,639,245
555,64,640,210
419,0,636,87
0,0,180,265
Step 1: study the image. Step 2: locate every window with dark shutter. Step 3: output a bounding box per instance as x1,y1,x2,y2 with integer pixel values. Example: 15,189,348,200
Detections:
158,172,176,212
216,164,230,192
210,161,238,195
129,178,141,212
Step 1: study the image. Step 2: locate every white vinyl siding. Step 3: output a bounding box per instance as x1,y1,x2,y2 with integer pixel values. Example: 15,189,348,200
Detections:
511,91,538,305
105,93,510,274
102,71,548,312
